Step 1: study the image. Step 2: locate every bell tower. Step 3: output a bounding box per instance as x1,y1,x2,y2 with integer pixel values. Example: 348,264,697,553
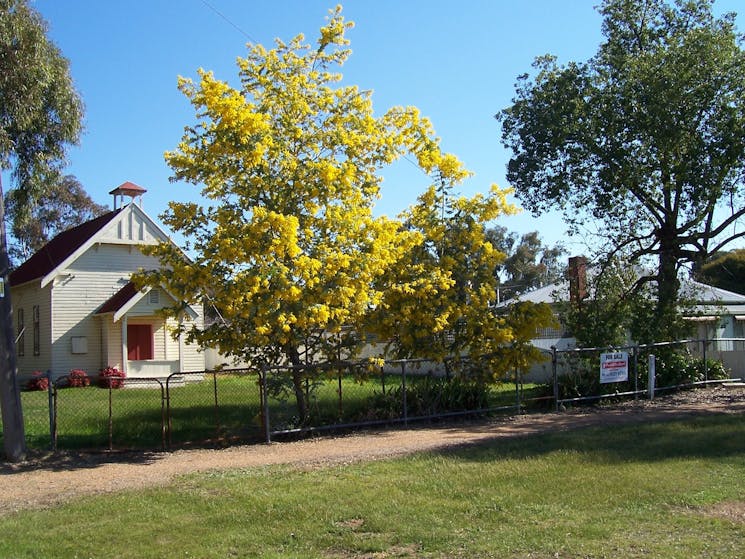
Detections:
109,181,147,209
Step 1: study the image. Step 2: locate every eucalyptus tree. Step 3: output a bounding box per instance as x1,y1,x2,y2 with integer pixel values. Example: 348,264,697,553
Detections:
695,249,745,295
0,0,83,460
499,0,745,340
487,226,565,300
5,175,107,265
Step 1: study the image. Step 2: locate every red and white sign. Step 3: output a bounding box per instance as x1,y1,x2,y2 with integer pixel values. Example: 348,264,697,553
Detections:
600,352,628,384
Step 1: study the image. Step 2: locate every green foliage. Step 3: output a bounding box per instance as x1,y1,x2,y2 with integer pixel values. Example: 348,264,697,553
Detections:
558,359,599,400
695,249,745,296
1,0,84,461
499,0,745,341
369,177,554,378
558,259,636,347
363,376,491,420
0,0,83,201
641,350,730,387
558,257,693,347
367,166,518,365
550,347,730,402
140,7,497,423
5,175,107,265
487,226,566,300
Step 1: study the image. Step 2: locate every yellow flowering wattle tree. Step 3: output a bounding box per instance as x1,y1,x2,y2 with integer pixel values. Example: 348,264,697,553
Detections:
139,7,471,419
368,169,556,379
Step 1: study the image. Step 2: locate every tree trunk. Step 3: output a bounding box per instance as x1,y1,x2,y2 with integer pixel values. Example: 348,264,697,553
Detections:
285,345,309,424
656,232,681,342
0,177,27,461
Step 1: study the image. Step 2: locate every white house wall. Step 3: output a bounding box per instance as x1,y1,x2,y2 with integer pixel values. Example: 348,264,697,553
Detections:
172,316,206,372
101,315,123,371
11,282,53,376
100,206,161,244
127,289,205,371
50,243,163,377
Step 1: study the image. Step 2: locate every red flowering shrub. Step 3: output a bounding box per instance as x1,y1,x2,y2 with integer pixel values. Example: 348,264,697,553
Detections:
98,366,126,389
26,371,49,391
67,369,90,388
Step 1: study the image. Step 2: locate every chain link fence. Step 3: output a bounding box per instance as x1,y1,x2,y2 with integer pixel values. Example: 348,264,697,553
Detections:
4,338,742,453
549,339,739,411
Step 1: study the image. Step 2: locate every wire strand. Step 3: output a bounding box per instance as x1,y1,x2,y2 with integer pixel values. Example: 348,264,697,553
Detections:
200,0,259,44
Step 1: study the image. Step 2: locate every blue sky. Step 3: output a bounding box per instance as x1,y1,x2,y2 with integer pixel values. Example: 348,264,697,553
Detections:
19,0,745,253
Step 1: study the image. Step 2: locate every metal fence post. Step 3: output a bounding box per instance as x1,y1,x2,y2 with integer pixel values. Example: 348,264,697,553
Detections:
166,373,174,450
401,361,408,426
633,346,639,400
648,354,656,400
702,338,708,382
46,370,55,451
159,380,166,452
212,371,221,442
261,368,271,443
108,384,113,451
552,346,559,412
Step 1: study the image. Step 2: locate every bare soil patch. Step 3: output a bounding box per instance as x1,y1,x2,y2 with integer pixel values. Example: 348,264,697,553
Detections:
1,385,744,516
699,501,745,524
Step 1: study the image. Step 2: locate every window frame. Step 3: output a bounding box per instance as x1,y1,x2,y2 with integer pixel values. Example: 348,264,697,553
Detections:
32,305,40,356
17,308,24,357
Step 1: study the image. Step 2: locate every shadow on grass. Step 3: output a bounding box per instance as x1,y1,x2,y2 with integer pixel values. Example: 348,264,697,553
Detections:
430,411,745,464
165,404,265,448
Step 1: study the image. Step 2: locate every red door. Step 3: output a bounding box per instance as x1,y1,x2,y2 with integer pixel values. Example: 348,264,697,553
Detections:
127,324,153,360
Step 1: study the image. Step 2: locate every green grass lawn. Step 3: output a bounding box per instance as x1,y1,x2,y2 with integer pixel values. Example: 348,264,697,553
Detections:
12,374,539,451
1,413,743,558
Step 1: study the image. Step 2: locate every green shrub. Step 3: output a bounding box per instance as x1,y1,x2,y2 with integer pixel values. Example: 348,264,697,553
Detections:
549,355,600,401
361,376,491,420
650,351,730,387
545,349,730,403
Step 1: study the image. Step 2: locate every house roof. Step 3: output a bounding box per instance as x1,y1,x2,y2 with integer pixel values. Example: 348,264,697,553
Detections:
9,209,123,287
96,281,199,323
109,181,146,196
96,281,139,316
502,282,567,306
681,280,745,316
498,276,745,316
680,280,745,304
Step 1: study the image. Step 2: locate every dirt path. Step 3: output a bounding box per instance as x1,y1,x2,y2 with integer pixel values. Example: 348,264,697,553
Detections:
2,387,744,515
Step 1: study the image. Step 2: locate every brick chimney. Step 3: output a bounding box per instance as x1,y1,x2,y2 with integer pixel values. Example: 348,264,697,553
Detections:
568,256,588,303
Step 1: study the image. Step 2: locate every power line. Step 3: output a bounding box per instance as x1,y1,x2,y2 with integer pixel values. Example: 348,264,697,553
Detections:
198,1,434,184
200,0,259,44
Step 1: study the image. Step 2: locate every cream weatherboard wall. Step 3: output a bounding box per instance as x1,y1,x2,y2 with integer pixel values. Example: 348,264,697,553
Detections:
113,286,205,376
50,244,162,376
10,201,206,381
100,314,123,371
13,282,53,376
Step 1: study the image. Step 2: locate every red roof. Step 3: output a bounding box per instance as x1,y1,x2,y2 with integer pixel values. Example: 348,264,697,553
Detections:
109,181,146,196
95,281,139,315
9,209,122,286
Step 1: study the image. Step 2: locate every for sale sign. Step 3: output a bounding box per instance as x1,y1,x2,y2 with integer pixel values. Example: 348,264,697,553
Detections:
600,352,628,384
